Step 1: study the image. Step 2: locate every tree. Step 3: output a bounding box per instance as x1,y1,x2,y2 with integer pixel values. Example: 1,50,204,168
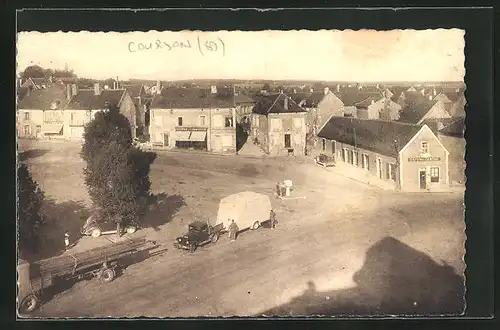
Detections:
81,106,154,236
21,65,45,80
262,83,271,91
17,164,45,253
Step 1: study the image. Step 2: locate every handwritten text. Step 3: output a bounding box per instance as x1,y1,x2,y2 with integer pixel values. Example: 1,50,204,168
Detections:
128,36,225,57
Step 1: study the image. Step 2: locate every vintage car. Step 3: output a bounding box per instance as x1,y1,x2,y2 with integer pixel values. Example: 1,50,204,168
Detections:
81,214,137,238
173,221,223,253
314,154,336,167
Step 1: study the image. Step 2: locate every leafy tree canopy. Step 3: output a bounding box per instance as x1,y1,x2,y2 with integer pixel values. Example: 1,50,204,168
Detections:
17,164,45,252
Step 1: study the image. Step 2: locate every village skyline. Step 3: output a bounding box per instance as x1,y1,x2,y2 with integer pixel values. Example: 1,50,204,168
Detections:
17,29,465,82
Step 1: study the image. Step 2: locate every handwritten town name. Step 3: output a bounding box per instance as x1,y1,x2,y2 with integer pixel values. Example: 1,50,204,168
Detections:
408,157,441,162
128,36,225,56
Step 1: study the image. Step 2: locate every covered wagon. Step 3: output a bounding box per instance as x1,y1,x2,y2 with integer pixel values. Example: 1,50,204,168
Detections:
216,191,273,231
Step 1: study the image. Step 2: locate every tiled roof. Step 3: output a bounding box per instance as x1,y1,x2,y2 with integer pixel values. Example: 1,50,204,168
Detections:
65,89,126,110
234,94,256,104
17,85,69,110
17,87,30,101
304,92,326,108
354,96,382,108
289,92,311,105
420,118,458,133
438,117,465,137
123,84,145,99
150,87,236,109
334,88,383,107
388,86,409,102
398,98,438,124
252,93,306,115
318,117,422,158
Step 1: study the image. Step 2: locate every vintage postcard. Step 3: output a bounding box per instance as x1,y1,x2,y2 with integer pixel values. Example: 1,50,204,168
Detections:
16,28,466,318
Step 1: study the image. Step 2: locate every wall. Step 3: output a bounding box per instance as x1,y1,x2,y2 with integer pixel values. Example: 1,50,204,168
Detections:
316,137,399,189
150,107,236,153
315,92,344,130
251,113,269,153
400,127,449,192
370,99,402,121
267,113,306,156
17,109,43,138
438,133,465,184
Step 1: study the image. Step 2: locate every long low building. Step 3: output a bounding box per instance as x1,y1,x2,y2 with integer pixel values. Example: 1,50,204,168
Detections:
316,116,451,192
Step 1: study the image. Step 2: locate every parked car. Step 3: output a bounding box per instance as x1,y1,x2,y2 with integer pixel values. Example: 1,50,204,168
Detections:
173,221,223,253
81,214,137,238
314,154,336,167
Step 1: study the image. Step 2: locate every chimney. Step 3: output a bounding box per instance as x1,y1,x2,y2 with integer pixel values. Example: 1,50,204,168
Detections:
324,87,330,95
94,83,101,96
211,85,217,94
421,88,425,95
283,96,289,110
433,88,437,96
116,76,119,89
371,99,375,105
71,84,78,96
66,84,72,100
156,80,162,94
336,85,340,92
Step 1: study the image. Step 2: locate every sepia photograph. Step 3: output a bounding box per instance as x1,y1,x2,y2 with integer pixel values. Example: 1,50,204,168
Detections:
16,28,466,318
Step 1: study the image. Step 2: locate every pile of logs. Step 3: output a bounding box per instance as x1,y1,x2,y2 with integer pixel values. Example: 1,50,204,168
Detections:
34,238,153,278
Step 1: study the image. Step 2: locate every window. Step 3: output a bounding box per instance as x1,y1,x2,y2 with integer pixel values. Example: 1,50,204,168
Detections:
342,148,347,162
322,139,326,151
348,150,354,165
353,150,358,166
390,163,397,181
225,116,233,127
385,163,391,180
430,167,440,183
377,158,383,178
284,134,291,148
177,117,183,126
199,115,206,126
70,112,75,124
24,112,30,121
331,141,336,154
362,154,370,170
23,125,30,135
420,141,429,154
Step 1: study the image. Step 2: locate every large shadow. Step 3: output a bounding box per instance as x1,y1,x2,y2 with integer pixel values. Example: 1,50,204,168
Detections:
141,193,186,231
260,237,465,317
18,149,50,161
20,199,90,262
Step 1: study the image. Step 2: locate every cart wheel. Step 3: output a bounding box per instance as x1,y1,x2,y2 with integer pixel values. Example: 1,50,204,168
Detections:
91,228,102,238
189,244,197,253
210,233,219,243
100,268,115,283
20,294,39,313
251,221,260,230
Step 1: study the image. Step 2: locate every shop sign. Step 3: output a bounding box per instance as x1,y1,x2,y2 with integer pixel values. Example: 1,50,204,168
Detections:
408,156,441,162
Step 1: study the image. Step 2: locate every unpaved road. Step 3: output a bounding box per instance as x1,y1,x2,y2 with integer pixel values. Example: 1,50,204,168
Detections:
19,140,465,317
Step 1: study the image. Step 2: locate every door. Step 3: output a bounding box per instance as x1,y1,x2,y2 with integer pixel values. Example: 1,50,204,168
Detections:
284,134,291,148
163,133,169,147
419,169,427,190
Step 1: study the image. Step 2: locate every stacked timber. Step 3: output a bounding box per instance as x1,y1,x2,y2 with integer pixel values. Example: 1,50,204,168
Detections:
33,238,151,278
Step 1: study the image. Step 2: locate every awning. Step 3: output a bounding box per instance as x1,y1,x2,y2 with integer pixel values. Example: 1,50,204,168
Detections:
176,131,191,141
190,131,207,142
42,123,63,134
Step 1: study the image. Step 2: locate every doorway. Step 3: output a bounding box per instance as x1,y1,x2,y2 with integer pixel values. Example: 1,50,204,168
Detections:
284,134,291,148
419,169,427,190
163,133,169,147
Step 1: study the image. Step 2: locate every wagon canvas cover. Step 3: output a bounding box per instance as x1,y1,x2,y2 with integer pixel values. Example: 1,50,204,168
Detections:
216,191,272,230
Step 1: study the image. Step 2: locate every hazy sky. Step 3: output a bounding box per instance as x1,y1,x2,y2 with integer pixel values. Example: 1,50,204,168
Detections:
17,29,465,82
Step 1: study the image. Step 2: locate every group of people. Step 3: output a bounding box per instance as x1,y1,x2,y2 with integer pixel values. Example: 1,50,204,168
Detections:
227,210,278,242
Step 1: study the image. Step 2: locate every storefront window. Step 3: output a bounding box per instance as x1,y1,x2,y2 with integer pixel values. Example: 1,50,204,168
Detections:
430,167,440,182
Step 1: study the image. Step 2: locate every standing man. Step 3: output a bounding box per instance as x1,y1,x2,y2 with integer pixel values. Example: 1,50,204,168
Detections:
64,230,70,250
270,210,277,229
228,219,239,242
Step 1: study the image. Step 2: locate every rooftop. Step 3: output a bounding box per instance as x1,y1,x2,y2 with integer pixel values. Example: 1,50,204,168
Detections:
398,98,439,124
438,117,465,137
252,93,306,115
66,89,126,110
318,117,423,158
17,84,69,110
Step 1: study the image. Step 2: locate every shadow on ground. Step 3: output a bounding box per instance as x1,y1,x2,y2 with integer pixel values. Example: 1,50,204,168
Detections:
21,199,90,262
141,193,186,231
18,149,50,161
260,236,465,317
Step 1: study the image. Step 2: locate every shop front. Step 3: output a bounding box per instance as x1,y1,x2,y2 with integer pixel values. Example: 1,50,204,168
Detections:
174,127,208,150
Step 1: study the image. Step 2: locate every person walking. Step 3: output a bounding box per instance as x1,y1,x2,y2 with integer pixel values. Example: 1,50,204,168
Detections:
64,230,70,250
270,210,277,229
228,219,239,242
